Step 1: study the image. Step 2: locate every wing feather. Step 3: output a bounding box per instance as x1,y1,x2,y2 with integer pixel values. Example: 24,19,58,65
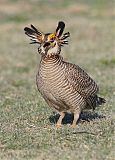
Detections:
65,62,99,98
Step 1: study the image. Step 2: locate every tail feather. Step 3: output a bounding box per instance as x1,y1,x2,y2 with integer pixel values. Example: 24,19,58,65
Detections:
86,95,106,111
97,97,106,105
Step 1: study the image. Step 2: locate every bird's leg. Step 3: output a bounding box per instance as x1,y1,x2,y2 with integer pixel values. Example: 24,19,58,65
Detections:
56,112,65,128
71,111,81,128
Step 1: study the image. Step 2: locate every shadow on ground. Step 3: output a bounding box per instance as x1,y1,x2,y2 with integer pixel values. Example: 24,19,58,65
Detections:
49,111,105,125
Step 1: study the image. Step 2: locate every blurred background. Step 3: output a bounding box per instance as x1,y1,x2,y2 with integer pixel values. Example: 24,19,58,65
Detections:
0,0,114,159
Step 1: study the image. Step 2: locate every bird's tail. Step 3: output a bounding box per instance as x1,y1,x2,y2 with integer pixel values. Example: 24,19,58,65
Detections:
96,96,106,106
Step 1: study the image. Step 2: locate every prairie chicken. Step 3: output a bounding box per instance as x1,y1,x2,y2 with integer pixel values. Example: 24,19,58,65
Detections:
24,21,106,127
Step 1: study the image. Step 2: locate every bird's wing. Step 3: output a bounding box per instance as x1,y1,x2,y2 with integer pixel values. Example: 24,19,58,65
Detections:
65,62,99,98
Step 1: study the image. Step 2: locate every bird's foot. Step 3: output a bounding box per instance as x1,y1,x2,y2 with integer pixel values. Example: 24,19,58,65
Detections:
56,124,61,128
70,123,77,128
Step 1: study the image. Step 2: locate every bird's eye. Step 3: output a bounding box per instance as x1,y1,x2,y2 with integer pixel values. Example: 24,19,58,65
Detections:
50,38,54,42
43,42,50,47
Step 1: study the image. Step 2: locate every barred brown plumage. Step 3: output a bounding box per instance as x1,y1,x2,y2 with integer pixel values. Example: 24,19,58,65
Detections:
24,21,106,127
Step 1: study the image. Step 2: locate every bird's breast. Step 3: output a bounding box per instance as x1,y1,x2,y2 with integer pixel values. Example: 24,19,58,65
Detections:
39,61,65,88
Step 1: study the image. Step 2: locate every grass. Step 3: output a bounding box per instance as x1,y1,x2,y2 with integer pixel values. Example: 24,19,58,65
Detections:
0,0,115,159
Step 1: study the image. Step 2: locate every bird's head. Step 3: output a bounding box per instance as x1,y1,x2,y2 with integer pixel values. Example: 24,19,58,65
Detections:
24,21,70,57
